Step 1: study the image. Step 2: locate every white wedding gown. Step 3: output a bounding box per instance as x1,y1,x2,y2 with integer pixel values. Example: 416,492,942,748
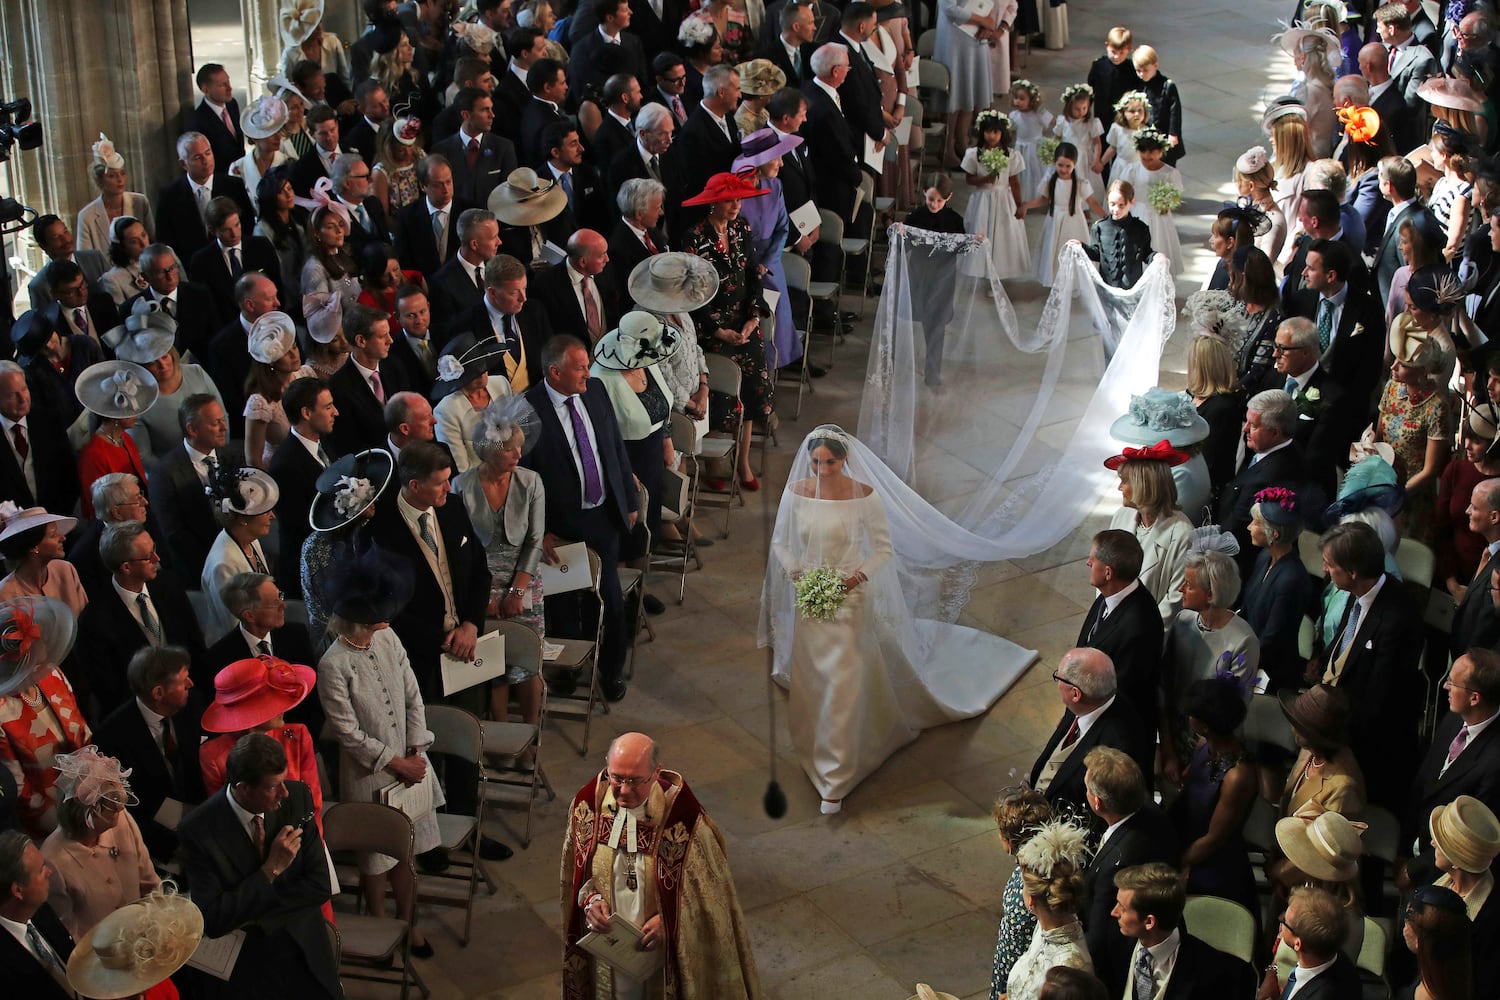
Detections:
770,487,1037,803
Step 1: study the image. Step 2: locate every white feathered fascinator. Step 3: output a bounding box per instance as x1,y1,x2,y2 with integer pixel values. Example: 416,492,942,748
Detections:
1015,818,1092,877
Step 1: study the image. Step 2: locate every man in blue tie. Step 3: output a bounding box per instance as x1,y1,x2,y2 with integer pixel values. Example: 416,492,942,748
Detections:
0,831,74,1000
1262,885,1362,999
1109,862,1252,1000
329,153,391,256
522,335,639,702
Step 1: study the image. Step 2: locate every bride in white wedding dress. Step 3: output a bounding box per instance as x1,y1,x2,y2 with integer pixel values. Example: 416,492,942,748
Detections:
760,425,1039,814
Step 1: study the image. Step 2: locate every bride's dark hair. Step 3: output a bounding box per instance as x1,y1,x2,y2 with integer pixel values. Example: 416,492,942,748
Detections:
806,434,848,459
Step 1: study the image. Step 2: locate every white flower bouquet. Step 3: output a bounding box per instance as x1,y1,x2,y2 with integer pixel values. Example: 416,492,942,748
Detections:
1036,136,1061,165
978,147,1010,177
1146,181,1183,214
795,567,847,621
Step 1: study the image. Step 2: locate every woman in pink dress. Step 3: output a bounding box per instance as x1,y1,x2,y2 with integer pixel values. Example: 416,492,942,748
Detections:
0,507,86,617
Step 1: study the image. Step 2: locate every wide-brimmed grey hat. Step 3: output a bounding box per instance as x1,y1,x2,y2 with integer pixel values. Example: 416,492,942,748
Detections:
103,299,176,365
489,167,567,226
241,95,290,140
593,311,682,371
75,361,159,419
248,311,298,364
627,252,720,315
0,596,78,696
1109,388,1209,447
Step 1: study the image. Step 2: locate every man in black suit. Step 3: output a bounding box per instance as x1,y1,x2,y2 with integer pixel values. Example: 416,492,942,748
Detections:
206,572,324,735
495,27,549,136
395,155,469,277
1076,529,1163,734
187,197,282,327
532,229,624,346
36,261,115,352
1360,42,1418,153
0,831,74,1000
428,208,501,335
802,45,864,226
1372,158,1435,306
1452,480,1500,658
187,63,245,177
327,303,414,455
155,132,255,266
123,244,220,363
1272,317,1361,496
1028,647,1154,818
1111,863,1255,1000
676,63,742,224
92,645,208,863
644,52,692,127
444,254,552,392
1272,885,1364,999
0,362,77,514
759,0,841,51
607,104,686,237
75,522,206,716
70,472,153,599
610,177,669,287
1310,521,1426,809
589,74,643,172
179,733,339,999
832,3,889,148
330,154,392,258
149,394,243,578
759,1,817,83
522,335,639,701
542,123,610,235
430,55,495,145
390,284,440,393
1086,29,1141,177
206,273,282,442
368,440,492,703
626,0,686,62
1401,648,1500,885
343,79,391,164
1080,750,1180,995
1279,192,1364,318
288,105,346,197
433,88,519,208
569,0,650,102
1216,389,1306,572
24,214,108,310
269,377,338,598
519,58,571,167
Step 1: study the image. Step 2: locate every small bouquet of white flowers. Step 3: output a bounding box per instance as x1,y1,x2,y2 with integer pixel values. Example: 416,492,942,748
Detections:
1146,181,1183,214
978,147,1010,177
1036,136,1061,165
795,567,847,621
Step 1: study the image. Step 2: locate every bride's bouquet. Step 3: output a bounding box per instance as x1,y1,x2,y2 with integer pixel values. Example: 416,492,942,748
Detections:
795,567,847,621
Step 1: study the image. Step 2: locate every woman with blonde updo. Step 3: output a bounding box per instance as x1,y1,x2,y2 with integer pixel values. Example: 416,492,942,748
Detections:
1004,819,1093,1000
1233,147,1286,263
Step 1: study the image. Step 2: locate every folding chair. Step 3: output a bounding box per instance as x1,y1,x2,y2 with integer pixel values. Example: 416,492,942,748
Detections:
1183,896,1257,965
697,354,745,537
477,621,556,849
816,210,847,368
652,417,702,603
283,598,309,627
915,29,935,58
1361,803,1403,908
422,704,498,945
1243,694,1299,757
777,254,815,418
543,547,607,755
323,802,430,999
785,245,842,375
619,481,654,682
917,58,950,122
846,175,876,318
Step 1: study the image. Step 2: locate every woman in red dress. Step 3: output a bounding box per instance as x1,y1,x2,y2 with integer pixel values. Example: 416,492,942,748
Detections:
73,361,157,520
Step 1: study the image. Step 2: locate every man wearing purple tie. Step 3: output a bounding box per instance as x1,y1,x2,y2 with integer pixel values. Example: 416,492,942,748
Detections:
522,335,639,702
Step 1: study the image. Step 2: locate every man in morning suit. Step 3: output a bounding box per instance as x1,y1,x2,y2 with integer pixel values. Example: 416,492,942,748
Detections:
187,197,282,329
519,59,570,167
428,208,500,336
1216,389,1306,574
389,285,440,394
343,79,390,165
1080,749,1180,996
330,154,393,258
0,830,74,1000
123,244,219,366
1310,521,1426,809
70,472,156,601
542,123,610,236
1400,648,1500,884
1111,863,1255,1000
626,0,686,63
206,273,281,442
676,64,742,228
288,105,345,197
179,733,339,999
1288,237,1383,400
155,133,254,268
758,1,817,84
1378,2,1442,106
268,377,338,598
832,3,888,147
607,104,686,239
522,335,639,703
1361,42,1418,154
433,89,519,209
609,178,669,286
568,0,650,102
444,254,552,393
92,645,208,864
394,155,469,277
1076,529,1163,735
802,45,864,227
327,304,414,455
42,263,116,354
187,63,245,176
148,395,244,579
1451,479,1500,659
587,74,642,173
25,214,107,310
75,523,206,716
494,27,548,137
206,572,324,738
1373,158,1436,307
1270,885,1364,999
1272,317,1360,497
531,230,624,347
0,362,78,516
1027,647,1153,819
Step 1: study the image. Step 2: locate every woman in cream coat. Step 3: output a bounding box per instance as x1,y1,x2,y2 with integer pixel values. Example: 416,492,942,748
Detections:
431,354,508,476
1106,441,1194,621
75,133,155,253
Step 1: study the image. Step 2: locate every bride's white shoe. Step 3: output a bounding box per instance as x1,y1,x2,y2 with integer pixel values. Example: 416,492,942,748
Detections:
820,798,843,815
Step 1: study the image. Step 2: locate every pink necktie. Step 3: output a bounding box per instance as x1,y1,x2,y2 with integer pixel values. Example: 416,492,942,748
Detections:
370,370,385,403
1447,725,1471,767
582,274,603,341
73,308,87,336
223,107,235,133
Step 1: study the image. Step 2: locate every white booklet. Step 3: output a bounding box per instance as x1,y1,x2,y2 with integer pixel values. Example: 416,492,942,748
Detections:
578,916,667,982
539,240,568,265
957,0,995,37
863,134,885,174
540,541,592,595
893,95,913,145
187,929,246,981
789,200,821,237
440,630,507,695
906,54,921,89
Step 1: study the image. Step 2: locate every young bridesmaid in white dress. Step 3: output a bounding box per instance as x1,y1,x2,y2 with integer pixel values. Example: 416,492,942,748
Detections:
1052,83,1105,200
1100,90,1148,178
1022,143,1106,286
1008,79,1056,198
1114,128,1185,275
962,110,1030,279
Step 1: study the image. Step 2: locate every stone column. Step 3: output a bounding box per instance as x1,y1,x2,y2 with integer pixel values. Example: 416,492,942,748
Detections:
0,0,195,257
242,0,282,97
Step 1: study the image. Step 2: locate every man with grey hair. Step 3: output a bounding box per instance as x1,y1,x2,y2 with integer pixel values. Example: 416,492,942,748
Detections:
1027,647,1153,816
429,207,502,334
0,360,77,516
1451,478,1500,657
802,43,864,226
70,472,153,598
76,521,205,717
1270,316,1359,491
0,829,74,999
206,271,282,441
155,130,252,265
330,152,391,253
122,243,218,363
205,571,322,734
610,177,669,279
1216,388,1305,572
607,104,684,237
677,63,742,221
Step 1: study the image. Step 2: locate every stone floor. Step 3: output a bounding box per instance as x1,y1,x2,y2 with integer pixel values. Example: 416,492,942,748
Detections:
353,1,1295,996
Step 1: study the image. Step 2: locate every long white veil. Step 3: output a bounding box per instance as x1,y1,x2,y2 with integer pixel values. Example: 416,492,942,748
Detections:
856,229,1178,622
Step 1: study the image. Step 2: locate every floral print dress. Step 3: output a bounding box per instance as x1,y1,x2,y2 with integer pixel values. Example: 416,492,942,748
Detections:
1378,379,1449,543
686,217,772,433
989,864,1037,999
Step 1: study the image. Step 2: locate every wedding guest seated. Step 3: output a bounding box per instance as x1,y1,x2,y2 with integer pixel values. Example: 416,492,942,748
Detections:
1159,548,1258,782
200,467,280,641
1076,529,1163,732
1105,441,1193,621
0,507,85,617
1110,862,1254,1000
63,887,203,1000
1238,486,1310,692
40,747,159,940
91,645,206,865
1265,809,1367,959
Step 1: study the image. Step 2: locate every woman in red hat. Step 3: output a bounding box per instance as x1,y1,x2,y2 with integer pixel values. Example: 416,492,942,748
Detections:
1104,439,1193,620
682,171,773,490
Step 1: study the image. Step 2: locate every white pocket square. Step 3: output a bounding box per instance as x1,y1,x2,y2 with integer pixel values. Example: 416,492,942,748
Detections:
1364,639,1373,649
